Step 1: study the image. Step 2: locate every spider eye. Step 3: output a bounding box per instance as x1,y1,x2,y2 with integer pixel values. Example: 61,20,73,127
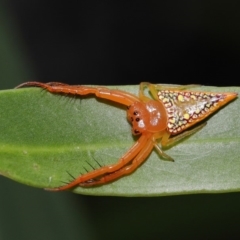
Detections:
133,111,138,115
127,102,148,135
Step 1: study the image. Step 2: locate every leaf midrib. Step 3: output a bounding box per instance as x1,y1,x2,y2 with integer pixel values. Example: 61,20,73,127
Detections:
0,136,238,154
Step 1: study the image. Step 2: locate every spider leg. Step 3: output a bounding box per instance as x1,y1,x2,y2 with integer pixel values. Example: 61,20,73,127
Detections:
144,131,174,161
45,133,152,191
46,82,69,86
152,123,207,162
16,81,140,107
80,136,154,186
148,83,200,91
151,122,206,162
161,122,206,147
138,82,153,102
139,82,201,102
153,143,174,162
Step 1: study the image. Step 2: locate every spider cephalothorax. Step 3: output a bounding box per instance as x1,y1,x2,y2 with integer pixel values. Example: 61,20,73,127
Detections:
127,100,168,135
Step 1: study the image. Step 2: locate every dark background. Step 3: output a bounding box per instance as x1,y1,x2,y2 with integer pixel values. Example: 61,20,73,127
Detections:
2,0,240,88
1,1,240,239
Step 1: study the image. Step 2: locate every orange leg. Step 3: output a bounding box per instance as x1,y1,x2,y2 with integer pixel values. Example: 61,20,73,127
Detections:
45,133,152,191
80,135,154,186
16,81,140,107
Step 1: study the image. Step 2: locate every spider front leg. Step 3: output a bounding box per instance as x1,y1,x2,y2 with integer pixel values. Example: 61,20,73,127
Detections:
46,133,152,191
95,123,204,186
16,81,140,107
80,134,154,187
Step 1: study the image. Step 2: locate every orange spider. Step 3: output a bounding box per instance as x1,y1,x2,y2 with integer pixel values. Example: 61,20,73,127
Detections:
16,82,237,191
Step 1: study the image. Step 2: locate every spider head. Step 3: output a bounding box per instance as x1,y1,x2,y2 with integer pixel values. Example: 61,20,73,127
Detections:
127,102,149,135
127,100,168,135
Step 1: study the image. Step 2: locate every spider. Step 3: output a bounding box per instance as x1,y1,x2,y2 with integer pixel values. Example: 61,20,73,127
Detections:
16,82,237,191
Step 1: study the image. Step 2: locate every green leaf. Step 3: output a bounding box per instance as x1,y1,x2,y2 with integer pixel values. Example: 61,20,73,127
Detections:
0,85,239,196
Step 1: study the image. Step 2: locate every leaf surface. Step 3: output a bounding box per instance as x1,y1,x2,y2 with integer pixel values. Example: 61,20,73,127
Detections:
0,85,239,196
